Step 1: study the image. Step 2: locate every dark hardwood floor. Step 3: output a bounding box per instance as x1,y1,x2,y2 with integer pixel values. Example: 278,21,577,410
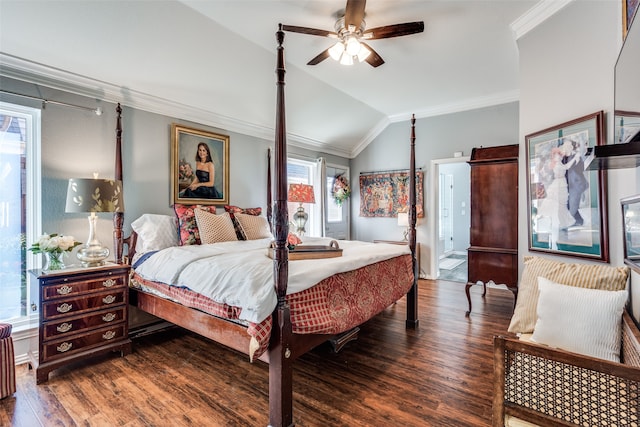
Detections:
0,280,514,427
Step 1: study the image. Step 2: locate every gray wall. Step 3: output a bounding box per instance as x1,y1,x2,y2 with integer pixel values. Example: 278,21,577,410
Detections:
518,1,639,319
0,77,349,260
351,102,519,276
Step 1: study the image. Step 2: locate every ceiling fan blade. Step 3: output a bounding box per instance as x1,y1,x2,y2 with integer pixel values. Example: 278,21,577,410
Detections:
282,24,337,38
363,22,425,40
360,42,384,67
344,0,366,28
307,49,331,66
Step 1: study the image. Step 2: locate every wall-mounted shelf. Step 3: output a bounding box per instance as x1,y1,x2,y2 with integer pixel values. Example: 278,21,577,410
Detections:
587,142,640,170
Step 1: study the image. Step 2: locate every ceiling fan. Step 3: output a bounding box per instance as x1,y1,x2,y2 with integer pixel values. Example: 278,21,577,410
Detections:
282,0,424,67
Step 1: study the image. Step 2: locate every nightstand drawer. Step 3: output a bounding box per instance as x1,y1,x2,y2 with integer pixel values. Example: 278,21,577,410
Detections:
42,289,126,320
42,324,127,361
43,307,127,340
41,274,126,301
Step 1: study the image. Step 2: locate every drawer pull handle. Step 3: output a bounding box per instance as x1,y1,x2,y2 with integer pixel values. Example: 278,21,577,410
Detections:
57,342,72,353
56,323,73,333
102,279,117,288
102,295,116,304
57,303,72,313
102,313,116,322
102,331,116,340
57,285,73,295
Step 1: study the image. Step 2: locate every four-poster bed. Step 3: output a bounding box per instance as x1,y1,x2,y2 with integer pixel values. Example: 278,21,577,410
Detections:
113,25,419,427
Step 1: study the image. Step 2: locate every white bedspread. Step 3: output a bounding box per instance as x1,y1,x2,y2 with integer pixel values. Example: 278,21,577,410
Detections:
134,237,410,324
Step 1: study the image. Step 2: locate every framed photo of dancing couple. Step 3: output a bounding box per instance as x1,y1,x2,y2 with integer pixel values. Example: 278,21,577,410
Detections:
171,123,230,206
525,111,609,262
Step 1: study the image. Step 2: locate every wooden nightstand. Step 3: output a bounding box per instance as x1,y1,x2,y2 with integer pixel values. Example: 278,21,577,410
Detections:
28,263,132,384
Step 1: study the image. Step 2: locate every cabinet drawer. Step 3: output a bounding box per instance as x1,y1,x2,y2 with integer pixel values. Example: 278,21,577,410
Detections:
42,307,126,340
42,274,126,301
42,324,127,362
42,290,126,320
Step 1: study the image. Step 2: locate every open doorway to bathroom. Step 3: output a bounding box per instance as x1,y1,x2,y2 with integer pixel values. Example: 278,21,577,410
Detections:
429,157,470,282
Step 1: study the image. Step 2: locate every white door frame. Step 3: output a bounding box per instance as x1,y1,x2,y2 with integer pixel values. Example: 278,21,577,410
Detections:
428,155,471,280
325,163,350,240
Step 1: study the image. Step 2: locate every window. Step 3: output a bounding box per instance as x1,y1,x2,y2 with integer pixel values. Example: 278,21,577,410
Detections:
287,158,319,236
0,102,41,328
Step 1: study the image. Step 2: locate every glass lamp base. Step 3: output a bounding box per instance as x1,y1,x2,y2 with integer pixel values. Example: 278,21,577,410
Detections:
77,244,110,267
293,205,308,236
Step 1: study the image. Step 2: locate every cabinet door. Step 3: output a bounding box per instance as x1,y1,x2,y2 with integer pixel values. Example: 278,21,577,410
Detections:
469,161,518,250
468,144,519,290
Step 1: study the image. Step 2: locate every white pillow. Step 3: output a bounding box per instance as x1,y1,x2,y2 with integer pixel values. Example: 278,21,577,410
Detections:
194,210,238,244
530,276,628,362
131,214,179,255
234,213,273,240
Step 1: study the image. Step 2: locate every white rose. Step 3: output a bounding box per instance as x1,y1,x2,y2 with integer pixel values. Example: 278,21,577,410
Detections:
38,234,51,246
47,236,62,251
60,236,77,251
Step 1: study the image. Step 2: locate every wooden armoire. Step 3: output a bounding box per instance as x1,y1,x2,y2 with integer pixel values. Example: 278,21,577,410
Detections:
465,144,519,315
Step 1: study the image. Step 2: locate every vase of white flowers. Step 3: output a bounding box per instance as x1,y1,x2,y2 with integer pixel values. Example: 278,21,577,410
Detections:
29,233,81,271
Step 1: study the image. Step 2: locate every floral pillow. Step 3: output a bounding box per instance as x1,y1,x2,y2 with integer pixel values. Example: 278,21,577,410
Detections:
223,205,263,240
173,204,217,245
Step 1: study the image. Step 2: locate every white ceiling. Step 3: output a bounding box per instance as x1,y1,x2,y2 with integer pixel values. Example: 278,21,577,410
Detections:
0,0,566,158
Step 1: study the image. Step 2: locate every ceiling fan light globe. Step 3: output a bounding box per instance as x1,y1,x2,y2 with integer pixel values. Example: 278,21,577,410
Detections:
357,45,371,62
340,53,354,65
345,37,361,56
328,41,345,61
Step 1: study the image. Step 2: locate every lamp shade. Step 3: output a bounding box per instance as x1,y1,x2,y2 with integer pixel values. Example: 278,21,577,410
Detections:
397,212,409,227
288,184,315,204
65,178,125,213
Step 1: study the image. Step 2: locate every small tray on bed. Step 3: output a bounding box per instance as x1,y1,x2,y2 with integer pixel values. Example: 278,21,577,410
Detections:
268,240,342,260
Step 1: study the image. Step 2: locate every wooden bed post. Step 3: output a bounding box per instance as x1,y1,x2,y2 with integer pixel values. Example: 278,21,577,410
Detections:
267,148,273,231
406,114,419,328
113,103,125,264
269,24,294,427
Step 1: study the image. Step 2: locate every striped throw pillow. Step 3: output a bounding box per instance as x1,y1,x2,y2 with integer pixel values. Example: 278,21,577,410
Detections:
508,256,629,334
531,277,627,362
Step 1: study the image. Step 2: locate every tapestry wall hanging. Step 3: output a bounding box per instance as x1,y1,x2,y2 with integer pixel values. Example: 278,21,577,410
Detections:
359,171,424,218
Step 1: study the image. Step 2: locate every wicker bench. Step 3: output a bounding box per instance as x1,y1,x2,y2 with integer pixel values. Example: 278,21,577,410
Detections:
493,310,640,426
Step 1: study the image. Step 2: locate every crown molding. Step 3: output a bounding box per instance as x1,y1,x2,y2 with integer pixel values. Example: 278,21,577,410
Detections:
350,90,520,158
388,90,520,124
511,0,574,40
0,53,354,157
350,117,391,158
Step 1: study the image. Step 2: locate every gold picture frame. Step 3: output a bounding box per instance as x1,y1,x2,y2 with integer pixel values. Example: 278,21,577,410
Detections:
171,123,229,206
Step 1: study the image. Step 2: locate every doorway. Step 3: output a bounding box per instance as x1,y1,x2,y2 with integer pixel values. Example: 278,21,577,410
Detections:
429,157,471,282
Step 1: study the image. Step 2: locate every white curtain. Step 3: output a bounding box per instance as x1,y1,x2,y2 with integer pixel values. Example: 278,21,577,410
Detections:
315,157,326,237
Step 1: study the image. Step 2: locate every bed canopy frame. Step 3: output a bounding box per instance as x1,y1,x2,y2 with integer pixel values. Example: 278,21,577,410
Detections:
113,25,418,427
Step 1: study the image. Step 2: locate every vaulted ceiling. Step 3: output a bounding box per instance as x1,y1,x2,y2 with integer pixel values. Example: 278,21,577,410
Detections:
0,0,565,158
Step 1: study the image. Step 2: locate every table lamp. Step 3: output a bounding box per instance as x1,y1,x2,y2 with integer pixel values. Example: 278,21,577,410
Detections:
288,183,315,236
65,177,124,267
397,211,409,241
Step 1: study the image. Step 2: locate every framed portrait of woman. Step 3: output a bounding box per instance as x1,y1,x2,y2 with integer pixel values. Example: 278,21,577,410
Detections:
171,123,229,206
525,111,608,261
